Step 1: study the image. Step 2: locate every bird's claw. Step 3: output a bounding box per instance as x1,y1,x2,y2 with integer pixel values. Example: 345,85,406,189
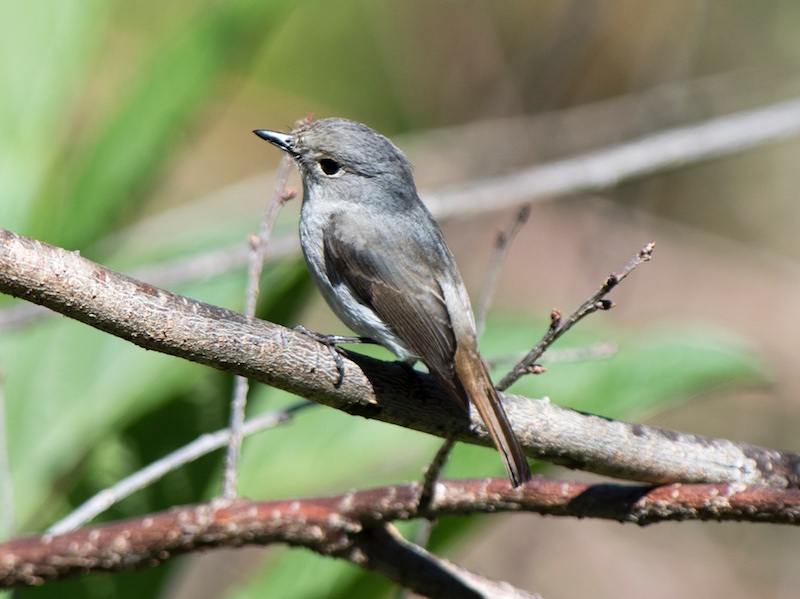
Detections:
293,325,370,387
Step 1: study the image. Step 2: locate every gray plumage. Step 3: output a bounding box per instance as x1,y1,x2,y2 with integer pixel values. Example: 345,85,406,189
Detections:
254,118,531,487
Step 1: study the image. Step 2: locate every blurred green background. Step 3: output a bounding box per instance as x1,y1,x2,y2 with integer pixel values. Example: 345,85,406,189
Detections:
3,1,800,597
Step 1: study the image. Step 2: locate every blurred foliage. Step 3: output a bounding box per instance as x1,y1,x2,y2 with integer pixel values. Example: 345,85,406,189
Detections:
0,1,785,598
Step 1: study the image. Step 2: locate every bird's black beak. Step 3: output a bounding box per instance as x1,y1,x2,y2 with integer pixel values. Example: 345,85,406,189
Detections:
253,129,299,157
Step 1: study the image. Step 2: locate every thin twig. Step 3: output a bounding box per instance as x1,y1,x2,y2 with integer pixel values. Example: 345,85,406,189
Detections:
49,402,311,535
497,243,654,391
417,439,457,514
487,342,618,371
400,438,455,599
538,342,618,363
475,206,532,336
221,152,296,500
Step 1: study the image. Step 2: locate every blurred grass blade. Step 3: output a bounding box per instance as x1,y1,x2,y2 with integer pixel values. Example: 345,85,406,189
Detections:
0,0,109,232
29,1,291,251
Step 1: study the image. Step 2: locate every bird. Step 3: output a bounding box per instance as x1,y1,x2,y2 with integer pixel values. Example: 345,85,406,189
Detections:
254,118,531,487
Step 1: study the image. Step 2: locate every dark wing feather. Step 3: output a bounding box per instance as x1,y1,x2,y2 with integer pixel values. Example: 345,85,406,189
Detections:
322,211,461,396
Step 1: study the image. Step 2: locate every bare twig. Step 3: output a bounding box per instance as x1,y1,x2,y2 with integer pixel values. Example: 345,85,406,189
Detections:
487,343,618,371
403,438,456,596
538,342,618,363
401,437,458,599
475,206,532,336
1,230,797,489
417,439,457,514
3,478,800,589
48,402,311,535
497,243,654,391
221,149,296,500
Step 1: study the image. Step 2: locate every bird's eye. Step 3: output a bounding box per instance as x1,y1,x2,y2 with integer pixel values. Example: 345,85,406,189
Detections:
318,158,342,176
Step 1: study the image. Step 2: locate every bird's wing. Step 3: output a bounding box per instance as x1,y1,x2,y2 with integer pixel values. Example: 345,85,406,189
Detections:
324,211,531,486
322,210,462,395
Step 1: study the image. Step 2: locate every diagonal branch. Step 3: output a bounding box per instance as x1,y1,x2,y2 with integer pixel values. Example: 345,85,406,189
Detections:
47,402,312,535
351,524,541,599
1,228,799,489
424,96,800,220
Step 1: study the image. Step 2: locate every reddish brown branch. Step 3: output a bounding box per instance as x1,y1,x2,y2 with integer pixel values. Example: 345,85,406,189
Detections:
2,477,798,588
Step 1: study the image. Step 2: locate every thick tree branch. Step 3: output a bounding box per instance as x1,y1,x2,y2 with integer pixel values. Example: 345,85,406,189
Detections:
1,228,799,489
2,478,798,588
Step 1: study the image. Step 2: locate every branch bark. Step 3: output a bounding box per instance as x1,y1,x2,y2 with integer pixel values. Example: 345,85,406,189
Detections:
1,228,799,489
2,478,798,588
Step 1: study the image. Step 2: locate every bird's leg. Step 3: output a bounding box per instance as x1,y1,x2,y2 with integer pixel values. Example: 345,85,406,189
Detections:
293,325,377,387
294,325,374,347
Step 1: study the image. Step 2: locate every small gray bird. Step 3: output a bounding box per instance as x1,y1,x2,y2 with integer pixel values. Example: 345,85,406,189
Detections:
254,118,531,487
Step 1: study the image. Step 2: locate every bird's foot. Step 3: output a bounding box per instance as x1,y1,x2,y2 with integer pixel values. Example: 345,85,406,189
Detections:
293,325,374,387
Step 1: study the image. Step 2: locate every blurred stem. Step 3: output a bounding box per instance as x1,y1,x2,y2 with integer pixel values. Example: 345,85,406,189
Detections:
50,402,311,535
475,206,531,337
222,152,295,499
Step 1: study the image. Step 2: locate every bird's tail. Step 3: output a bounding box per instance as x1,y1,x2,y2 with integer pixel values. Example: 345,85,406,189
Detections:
453,346,532,487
